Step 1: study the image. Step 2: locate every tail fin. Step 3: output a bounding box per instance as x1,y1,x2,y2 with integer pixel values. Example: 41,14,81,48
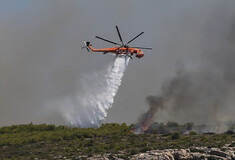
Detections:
81,41,91,52
85,41,90,46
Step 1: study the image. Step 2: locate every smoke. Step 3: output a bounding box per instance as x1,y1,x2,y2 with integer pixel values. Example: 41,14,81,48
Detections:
135,68,235,133
125,1,235,133
50,56,129,127
134,96,163,133
139,64,235,132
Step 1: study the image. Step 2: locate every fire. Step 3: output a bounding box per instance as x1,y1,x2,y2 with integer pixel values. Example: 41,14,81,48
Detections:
132,96,164,134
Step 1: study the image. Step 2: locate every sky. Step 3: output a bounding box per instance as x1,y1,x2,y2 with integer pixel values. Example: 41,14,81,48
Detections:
1,0,235,127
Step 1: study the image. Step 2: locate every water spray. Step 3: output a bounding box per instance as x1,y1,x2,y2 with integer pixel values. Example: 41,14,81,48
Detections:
56,56,129,127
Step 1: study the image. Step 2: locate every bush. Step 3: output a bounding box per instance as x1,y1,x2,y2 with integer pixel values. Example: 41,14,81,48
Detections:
140,147,151,153
185,122,194,130
189,131,197,135
167,121,179,128
171,132,180,140
47,124,55,131
225,130,234,134
130,149,138,155
207,156,217,160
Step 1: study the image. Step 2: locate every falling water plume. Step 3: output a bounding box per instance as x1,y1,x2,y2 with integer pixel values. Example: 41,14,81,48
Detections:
54,56,129,127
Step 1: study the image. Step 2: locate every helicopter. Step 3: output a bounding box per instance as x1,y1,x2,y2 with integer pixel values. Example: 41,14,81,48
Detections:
82,26,152,59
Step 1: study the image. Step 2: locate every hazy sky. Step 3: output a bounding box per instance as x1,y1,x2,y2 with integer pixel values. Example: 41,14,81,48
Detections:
1,0,235,127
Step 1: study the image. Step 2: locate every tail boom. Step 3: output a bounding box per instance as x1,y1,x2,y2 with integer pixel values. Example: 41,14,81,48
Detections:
84,41,117,53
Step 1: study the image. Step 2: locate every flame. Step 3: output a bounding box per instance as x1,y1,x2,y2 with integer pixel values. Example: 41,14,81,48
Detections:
133,96,164,134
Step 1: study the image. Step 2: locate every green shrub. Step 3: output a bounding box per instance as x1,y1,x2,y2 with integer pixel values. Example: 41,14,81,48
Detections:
140,147,151,153
189,131,197,135
167,121,179,128
47,124,55,131
171,132,180,140
130,149,138,155
185,122,194,130
207,156,217,160
225,130,234,134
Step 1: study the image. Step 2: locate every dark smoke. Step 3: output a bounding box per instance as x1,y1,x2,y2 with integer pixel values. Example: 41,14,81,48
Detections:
132,2,235,133
135,96,164,133
140,65,235,132
136,29,235,132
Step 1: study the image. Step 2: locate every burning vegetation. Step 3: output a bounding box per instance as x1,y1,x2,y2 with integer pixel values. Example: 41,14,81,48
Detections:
133,96,164,134
131,63,235,134
132,120,235,135
132,78,235,134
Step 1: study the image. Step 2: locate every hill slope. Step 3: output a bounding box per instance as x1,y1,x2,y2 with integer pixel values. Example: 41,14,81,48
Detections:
0,123,235,159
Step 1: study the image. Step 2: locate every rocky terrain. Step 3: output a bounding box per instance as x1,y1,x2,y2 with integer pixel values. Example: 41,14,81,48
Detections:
87,143,235,160
131,146,235,160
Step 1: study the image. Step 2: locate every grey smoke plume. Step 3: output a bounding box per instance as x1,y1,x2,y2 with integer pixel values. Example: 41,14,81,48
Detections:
136,65,235,132
134,96,164,133
147,64,235,132
127,1,235,133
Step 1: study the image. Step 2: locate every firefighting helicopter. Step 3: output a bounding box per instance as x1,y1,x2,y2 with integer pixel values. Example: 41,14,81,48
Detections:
82,26,152,59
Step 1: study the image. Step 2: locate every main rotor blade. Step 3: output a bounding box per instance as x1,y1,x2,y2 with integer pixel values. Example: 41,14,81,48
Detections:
132,47,152,50
126,32,144,45
116,26,124,46
95,36,121,46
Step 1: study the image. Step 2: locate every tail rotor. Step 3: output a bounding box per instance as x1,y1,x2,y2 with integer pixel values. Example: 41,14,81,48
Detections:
81,41,91,52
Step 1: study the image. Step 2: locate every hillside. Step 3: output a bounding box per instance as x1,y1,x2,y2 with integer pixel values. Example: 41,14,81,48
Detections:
0,123,235,159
